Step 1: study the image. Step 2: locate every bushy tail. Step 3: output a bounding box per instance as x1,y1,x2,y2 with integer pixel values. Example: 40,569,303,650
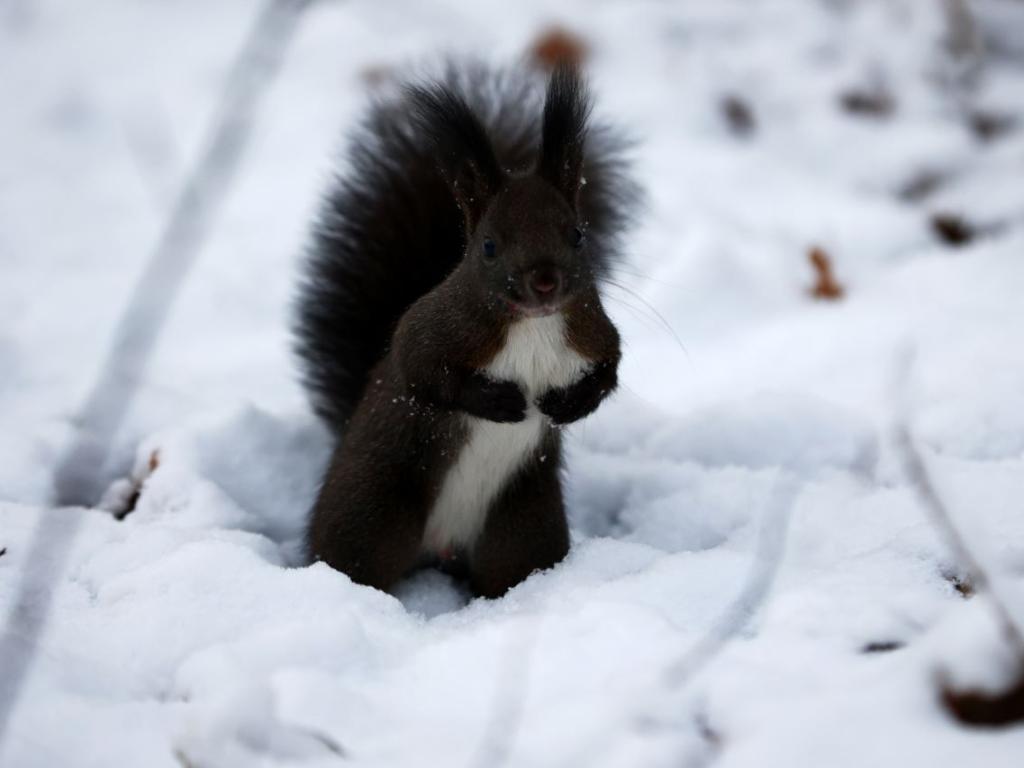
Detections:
293,62,637,434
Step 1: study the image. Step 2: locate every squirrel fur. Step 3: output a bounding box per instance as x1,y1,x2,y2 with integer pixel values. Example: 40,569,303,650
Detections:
294,61,637,597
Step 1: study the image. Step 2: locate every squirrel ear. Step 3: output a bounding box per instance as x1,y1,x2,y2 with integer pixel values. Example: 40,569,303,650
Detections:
537,62,592,210
409,84,503,231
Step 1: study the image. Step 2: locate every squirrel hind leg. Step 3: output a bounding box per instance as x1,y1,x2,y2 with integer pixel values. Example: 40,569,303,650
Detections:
307,456,427,592
467,448,569,599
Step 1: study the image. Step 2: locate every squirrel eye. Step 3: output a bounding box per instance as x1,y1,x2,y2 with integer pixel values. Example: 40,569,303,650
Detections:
570,226,585,248
482,238,497,259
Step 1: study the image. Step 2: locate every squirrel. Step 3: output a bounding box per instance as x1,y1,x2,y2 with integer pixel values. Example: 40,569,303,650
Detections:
294,62,637,598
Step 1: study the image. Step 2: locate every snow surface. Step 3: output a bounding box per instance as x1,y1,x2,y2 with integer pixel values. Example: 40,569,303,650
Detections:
3,0,1024,766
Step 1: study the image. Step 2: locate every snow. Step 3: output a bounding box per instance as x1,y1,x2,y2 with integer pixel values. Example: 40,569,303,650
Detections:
2,0,1024,766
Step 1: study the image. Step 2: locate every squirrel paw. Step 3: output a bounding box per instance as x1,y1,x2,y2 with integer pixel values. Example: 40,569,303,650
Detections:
537,375,611,426
460,374,527,423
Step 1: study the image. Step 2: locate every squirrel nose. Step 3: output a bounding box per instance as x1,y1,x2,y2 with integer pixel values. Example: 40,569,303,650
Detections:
527,267,562,300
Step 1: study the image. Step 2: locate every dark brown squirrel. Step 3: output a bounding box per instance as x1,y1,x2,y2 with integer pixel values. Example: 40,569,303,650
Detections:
294,62,638,598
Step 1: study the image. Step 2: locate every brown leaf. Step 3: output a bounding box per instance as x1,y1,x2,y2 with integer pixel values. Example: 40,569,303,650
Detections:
943,674,1024,727
969,111,1017,143
931,213,975,247
529,27,589,70
808,246,844,300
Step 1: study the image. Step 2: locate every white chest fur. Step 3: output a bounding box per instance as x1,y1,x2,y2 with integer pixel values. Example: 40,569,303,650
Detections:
422,313,589,552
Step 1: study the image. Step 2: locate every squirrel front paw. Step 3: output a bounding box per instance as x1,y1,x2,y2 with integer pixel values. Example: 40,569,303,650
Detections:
459,373,526,423
537,366,615,426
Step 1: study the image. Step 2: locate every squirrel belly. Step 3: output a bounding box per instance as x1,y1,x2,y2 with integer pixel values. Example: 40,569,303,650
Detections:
423,312,590,553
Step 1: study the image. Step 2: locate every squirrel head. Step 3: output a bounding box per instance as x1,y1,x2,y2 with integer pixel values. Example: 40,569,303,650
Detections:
411,63,593,318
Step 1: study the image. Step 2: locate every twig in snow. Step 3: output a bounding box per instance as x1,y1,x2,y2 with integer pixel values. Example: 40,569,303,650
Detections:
52,0,314,507
105,449,161,520
893,425,1024,652
892,352,1024,725
0,0,314,751
582,477,799,768
664,476,799,688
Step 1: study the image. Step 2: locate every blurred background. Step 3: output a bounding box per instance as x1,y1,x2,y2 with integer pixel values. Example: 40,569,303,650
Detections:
2,1,1024,766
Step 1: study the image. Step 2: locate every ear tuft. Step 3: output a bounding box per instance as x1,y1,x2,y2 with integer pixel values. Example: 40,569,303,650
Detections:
408,84,503,230
537,62,592,208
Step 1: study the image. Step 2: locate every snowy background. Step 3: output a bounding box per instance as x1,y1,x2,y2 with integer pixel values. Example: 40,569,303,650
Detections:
2,0,1024,765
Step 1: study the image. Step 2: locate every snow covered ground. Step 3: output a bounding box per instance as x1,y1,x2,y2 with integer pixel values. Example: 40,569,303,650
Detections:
2,0,1024,765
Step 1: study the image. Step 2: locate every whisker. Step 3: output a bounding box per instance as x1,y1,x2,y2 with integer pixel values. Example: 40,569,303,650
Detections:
606,265,689,289
599,277,691,361
601,292,660,332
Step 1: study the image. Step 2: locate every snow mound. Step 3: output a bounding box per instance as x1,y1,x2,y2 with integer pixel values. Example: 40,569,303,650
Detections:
3,0,1024,765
